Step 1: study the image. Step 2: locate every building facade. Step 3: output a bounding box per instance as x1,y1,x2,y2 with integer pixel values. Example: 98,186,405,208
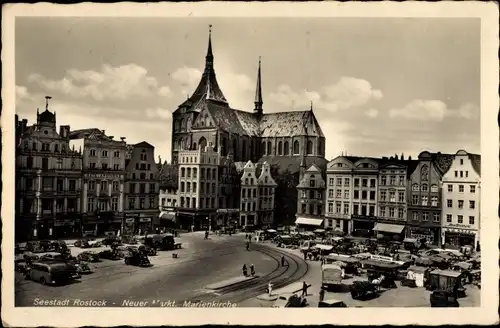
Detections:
325,156,355,234
239,161,259,227
124,142,160,235
69,129,127,236
216,151,240,228
177,143,219,231
376,161,408,239
159,187,178,228
406,151,446,245
295,164,326,231
441,150,481,249
257,161,278,229
15,100,83,241
351,158,379,236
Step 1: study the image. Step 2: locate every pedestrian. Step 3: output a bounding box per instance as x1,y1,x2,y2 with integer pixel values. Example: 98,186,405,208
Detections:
246,241,250,251
319,288,325,302
301,281,308,297
245,233,248,240
268,282,273,296
250,264,255,276
242,264,247,277
281,255,286,267
303,251,307,260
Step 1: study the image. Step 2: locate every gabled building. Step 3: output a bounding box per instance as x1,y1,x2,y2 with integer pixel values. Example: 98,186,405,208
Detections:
441,150,481,250
69,128,127,236
406,151,453,245
15,97,83,240
158,159,179,229
295,164,326,231
216,150,240,228
239,161,259,228
123,142,160,235
257,161,278,229
351,158,380,236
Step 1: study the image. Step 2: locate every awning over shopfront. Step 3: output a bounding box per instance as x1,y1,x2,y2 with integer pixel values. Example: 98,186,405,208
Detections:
295,217,324,226
373,223,405,234
159,212,176,220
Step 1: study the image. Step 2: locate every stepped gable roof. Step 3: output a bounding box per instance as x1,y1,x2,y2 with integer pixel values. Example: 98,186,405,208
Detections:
134,141,154,148
205,101,260,136
468,153,481,175
69,128,105,140
259,110,324,138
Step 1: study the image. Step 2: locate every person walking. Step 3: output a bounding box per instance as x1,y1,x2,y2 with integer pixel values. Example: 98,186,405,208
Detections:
250,264,255,276
303,251,307,260
267,282,273,296
319,287,325,302
301,281,308,297
242,264,247,277
281,255,286,267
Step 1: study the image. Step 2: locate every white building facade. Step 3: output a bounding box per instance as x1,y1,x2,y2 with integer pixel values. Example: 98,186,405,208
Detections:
441,150,481,249
240,161,259,227
257,161,278,229
325,156,354,234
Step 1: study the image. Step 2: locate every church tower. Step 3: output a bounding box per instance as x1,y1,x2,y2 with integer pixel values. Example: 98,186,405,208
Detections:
253,57,263,117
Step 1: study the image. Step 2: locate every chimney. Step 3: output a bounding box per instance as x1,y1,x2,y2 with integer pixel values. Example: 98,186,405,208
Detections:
21,119,28,133
109,136,114,140
59,125,70,138
120,137,126,142
101,130,106,135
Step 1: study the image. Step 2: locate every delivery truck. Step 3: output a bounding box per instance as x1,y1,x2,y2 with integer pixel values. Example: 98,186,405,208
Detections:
321,263,344,288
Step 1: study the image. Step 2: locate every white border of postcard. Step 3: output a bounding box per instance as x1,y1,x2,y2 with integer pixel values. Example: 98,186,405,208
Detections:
2,2,499,326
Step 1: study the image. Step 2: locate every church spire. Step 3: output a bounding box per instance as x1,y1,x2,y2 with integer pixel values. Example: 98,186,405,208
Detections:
205,25,214,72
253,56,263,116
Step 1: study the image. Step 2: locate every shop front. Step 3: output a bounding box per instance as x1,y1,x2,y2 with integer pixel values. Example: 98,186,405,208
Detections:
159,210,177,229
442,226,477,249
53,216,81,239
216,209,239,229
123,216,135,236
407,226,440,246
137,215,153,235
351,215,376,237
82,214,122,237
324,214,351,234
372,222,405,242
295,217,324,232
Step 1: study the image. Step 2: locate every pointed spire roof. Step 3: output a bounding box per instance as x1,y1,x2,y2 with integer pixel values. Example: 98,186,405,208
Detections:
254,57,263,111
180,25,228,110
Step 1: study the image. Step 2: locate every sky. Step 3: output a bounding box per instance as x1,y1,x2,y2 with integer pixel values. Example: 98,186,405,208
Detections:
15,17,480,162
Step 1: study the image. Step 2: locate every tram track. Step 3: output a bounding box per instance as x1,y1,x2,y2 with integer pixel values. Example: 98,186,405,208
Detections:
184,244,309,304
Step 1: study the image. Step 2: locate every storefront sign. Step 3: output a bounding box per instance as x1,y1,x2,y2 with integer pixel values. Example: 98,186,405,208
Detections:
162,206,175,212
87,173,121,180
54,220,75,227
351,215,377,221
326,214,349,220
125,218,135,224
409,227,432,235
125,214,137,217
139,217,151,223
445,224,474,229
217,209,240,214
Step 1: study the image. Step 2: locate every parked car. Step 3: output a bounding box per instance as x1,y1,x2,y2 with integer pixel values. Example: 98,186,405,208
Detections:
124,251,151,267
318,299,347,307
350,281,379,300
77,251,101,263
99,250,122,260
138,245,157,256
74,240,91,248
15,255,29,273
272,293,308,308
102,236,121,246
39,252,66,262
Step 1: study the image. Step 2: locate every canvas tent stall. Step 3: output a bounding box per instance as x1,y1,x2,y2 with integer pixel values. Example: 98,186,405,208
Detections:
295,217,324,232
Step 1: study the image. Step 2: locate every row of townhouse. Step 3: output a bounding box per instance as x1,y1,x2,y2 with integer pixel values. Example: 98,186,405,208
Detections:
158,143,278,231
295,150,481,248
15,98,161,241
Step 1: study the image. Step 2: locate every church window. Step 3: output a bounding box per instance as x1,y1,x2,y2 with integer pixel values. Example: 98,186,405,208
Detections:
284,141,289,155
293,140,300,155
180,119,185,131
261,142,266,156
307,140,313,155
193,142,197,150
233,139,238,159
267,142,272,155
174,120,180,132
278,141,283,155
222,138,227,156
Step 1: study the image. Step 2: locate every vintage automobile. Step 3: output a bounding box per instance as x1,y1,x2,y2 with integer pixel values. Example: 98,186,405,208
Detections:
39,252,66,262
77,251,101,263
25,260,81,285
144,234,175,251
15,254,29,273
350,281,379,300
138,245,157,256
272,293,308,308
430,289,460,307
102,236,121,246
124,250,151,267
426,269,467,298
318,299,348,307
74,239,92,248
75,262,93,274
99,249,122,260
121,235,138,245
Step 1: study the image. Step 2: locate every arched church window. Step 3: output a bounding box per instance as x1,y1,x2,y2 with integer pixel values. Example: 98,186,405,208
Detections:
233,139,238,159
180,119,185,131
222,138,227,156
242,140,247,160
307,140,313,155
261,142,266,156
293,140,300,155
174,120,180,132
199,137,208,150
267,142,272,155
278,141,283,155
186,117,192,130
284,141,289,155
193,142,197,150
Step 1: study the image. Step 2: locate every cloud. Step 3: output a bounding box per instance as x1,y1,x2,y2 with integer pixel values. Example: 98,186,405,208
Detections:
27,64,172,101
267,77,382,113
171,66,203,93
388,100,479,121
16,85,29,99
365,108,379,118
145,107,172,120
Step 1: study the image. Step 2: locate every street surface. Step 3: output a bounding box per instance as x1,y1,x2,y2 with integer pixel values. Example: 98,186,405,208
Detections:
239,242,481,308
15,232,294,307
